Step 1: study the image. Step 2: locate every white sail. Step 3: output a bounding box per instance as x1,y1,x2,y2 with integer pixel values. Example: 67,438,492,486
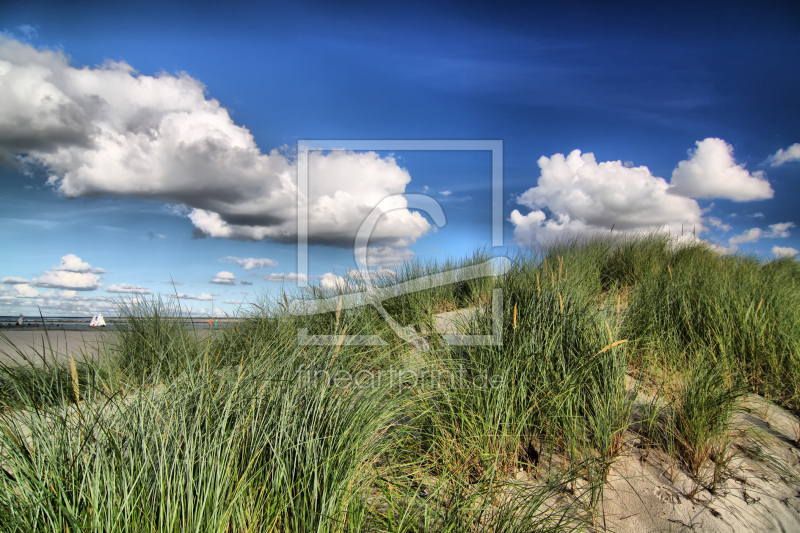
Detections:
89,315,97,327
17,314,23,326
96,313,106,327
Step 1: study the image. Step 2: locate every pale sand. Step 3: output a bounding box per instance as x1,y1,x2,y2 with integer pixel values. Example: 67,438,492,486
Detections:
437,308,800,532
0,327,217,366
0,328,114,365
590,392,800,532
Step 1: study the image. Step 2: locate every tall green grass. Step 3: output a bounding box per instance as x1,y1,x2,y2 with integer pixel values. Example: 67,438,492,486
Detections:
1,234,798,530
622,241,800,406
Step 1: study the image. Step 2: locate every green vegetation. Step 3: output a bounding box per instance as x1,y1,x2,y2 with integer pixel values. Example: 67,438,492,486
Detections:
1,235,799,531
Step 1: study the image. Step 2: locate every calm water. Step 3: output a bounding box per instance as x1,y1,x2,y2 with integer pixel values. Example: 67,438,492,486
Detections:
0,316,238,329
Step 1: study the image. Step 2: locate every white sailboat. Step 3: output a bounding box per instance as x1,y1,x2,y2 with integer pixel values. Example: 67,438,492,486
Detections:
17,314,23,326
89,313,106,327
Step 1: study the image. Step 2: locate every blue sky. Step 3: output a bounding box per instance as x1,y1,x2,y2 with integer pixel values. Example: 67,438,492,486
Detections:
0,0,799,316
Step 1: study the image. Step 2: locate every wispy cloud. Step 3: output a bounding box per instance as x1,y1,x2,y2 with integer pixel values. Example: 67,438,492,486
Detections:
221,256,278,270
1,276,29,284
726,222,794,251
107,283,153,294
263,273,310,282
707,217,731,232
765,143,800,166
167,293,215,301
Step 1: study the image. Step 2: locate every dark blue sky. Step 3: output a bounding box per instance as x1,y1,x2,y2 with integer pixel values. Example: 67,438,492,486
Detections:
0,0,798,315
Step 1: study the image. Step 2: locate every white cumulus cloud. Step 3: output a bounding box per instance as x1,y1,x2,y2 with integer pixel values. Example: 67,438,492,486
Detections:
0,38,428,251
14,284,39,297
319,272,350,290
17,254,108,291
31,270,102,291
669,138,773,201
766,143,800,166
509,149,704,244
53,254,107,273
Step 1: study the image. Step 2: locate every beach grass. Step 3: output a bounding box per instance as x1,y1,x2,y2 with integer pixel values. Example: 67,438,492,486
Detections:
1,234,798,531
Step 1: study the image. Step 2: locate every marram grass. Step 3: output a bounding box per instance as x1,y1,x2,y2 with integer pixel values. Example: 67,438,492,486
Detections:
1,234,798,531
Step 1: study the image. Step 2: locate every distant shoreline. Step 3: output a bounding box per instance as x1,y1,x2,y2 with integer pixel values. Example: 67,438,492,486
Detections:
0,318,243,329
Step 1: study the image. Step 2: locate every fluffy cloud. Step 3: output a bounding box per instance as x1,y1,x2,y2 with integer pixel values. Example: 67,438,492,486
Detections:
221,256,278,270
773,246,799,257
510,149,704,244
107,283,153,294
0,286,113,316
31,270,102,291
766,143,800,166
319,272,350,290
14,254,107,291
263,273,310,283
725,221,794,252
223,299,243,305
728,228,762,245
210,271,236,285
669,138,773,201
53,254,107,273
0,38,428,251
240,280,253,285
765,222,794,238
14,284,39,297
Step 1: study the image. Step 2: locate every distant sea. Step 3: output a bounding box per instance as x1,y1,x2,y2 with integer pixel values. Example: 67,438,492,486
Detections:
0,316,115,329
0,316,239,329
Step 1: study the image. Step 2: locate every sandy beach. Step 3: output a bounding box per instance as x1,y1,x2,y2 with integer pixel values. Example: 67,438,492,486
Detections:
0,326,219,366
0,328,115,365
